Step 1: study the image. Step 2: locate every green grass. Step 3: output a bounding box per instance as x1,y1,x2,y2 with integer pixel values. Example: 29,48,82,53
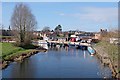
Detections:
95,40,119,74
1,42,38,61
1,42,24,58
0,43,2,56
95,40,119,63
4,49,33,60
1,36,14,38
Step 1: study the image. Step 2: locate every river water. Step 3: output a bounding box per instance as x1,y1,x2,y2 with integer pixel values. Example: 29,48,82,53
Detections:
2,46,112,78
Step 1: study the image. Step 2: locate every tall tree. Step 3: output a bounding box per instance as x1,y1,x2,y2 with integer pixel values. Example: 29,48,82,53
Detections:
7,25,12,36
54,25,62,32
8,25,11,31
11,3,37,46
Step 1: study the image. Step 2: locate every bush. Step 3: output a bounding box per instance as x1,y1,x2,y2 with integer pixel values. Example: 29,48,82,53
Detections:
20,44,38,49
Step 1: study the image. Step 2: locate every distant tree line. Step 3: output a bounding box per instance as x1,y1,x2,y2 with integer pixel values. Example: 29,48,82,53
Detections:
0,26,13,36
42,24,62,33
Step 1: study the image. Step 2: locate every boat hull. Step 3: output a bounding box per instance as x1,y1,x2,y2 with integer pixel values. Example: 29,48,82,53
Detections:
38,40,48,50
87,46,95,55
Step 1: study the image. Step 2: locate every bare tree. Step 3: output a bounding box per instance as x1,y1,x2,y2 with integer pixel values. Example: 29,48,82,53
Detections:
42,26,50,32
107,27,118,38
11,3,37,46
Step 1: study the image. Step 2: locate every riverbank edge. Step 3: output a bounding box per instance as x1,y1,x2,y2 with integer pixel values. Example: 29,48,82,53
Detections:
92,45,119,79
1,49,47,70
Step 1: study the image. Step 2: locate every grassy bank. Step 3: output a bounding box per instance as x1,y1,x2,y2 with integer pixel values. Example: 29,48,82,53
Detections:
1,42,38,61
95,41,119,63
1,42,48,69
93,40,119,78
2,42,23,58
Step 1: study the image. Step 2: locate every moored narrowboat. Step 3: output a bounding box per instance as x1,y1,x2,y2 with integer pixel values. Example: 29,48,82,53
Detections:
87,46,95,56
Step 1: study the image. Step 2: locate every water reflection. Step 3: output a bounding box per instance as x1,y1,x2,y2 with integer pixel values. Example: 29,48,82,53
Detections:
2,46,112,78
84,50,86,59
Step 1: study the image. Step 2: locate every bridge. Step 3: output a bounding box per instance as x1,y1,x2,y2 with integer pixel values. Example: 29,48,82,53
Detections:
32,40,91,50
32,40,91,46
46,40,90,46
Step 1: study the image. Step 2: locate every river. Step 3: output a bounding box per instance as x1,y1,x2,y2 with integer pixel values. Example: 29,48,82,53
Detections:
2,46,112,78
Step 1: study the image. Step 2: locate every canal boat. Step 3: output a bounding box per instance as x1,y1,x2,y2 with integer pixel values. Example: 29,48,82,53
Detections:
38,40,48,50
87,46,95,56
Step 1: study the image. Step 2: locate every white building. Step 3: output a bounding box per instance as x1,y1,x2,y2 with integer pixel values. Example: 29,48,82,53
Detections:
109,38,119,44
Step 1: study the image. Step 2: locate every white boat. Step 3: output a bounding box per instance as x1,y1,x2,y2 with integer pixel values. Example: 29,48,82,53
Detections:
38,40,48,50
38,40,47,44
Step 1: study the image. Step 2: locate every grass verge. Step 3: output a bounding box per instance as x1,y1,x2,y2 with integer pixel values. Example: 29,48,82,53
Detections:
1,42,23,58
1,42,38,61
95,41,119,62
94,40,119,74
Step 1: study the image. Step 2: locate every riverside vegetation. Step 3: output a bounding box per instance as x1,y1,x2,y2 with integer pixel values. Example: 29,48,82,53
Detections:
1,42,46,69
93,40,119,78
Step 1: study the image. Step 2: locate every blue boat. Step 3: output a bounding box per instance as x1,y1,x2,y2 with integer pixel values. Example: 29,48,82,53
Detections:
87,46,95,56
